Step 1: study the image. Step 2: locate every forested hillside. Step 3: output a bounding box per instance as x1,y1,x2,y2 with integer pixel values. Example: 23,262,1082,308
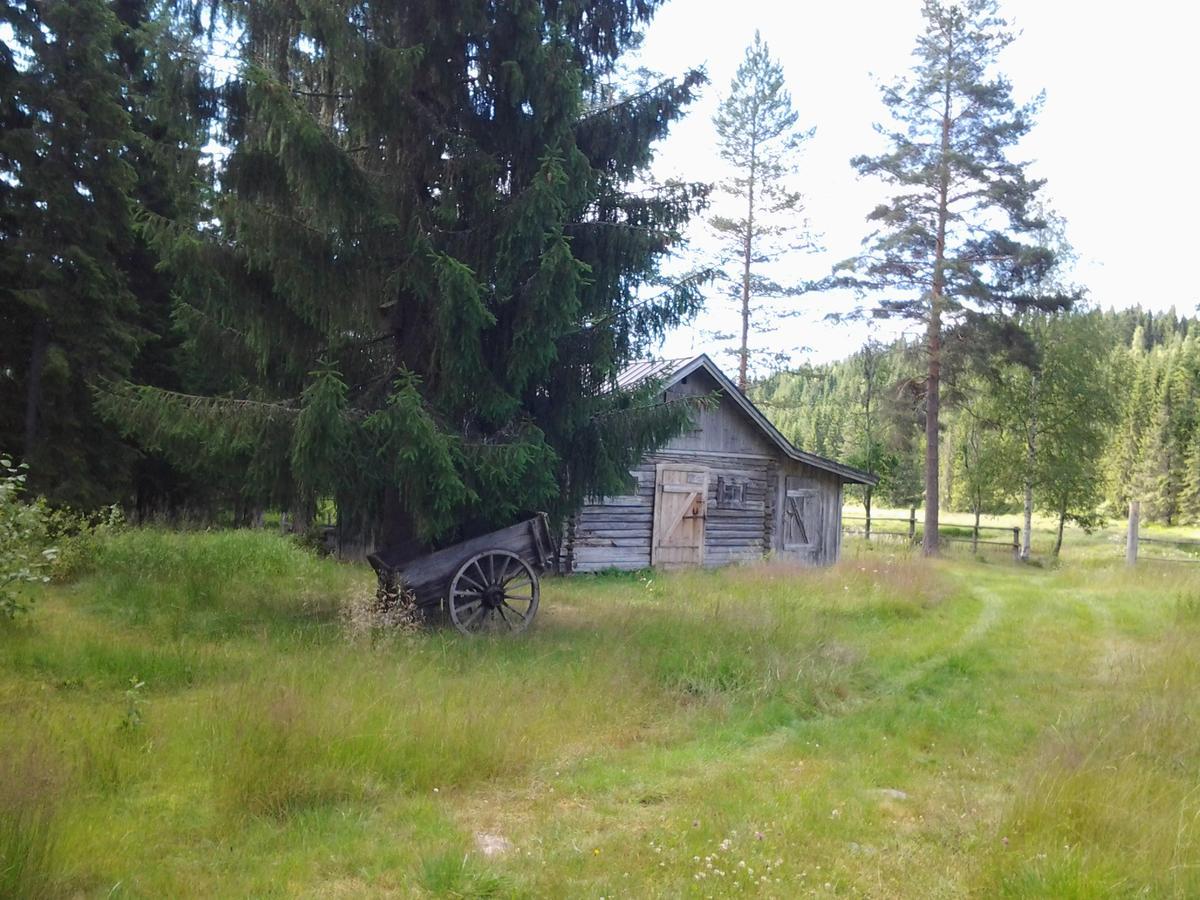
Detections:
755,307,1200,544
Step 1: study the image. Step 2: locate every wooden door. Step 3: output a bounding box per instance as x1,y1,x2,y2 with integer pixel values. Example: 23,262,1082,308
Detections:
781,476,821,558
651,463,709,567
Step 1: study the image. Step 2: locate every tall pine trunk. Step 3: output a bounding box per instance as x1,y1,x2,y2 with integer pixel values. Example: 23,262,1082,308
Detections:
1020,375,1039,561
738,145,757,393
23,317,49,461
924,75,953,558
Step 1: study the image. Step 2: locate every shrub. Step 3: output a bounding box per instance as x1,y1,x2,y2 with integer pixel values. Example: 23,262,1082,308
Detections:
0,456,56,618
43,502,124,582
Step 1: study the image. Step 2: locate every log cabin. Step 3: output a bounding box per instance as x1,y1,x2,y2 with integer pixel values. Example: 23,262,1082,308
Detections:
564,354,876,572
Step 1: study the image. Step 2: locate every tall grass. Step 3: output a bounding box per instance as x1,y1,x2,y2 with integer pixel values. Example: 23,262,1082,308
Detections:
0,742,62,899
976,594,1200,896
3,526,1197,895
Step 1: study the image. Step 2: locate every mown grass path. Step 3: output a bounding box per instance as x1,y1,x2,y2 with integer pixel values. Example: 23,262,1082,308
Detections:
2,532,1198,898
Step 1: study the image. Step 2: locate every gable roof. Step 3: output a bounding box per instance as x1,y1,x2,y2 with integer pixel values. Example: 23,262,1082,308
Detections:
620,353,878,485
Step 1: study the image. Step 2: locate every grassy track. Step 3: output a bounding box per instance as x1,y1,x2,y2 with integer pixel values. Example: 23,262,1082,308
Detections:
2,530,1198,897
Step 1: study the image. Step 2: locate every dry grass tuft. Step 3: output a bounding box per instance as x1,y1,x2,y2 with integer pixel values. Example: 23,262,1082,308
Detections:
0,741,65,899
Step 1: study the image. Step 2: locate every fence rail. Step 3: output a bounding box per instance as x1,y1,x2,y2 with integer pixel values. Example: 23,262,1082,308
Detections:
842,512,1019,557
844,503,1200,565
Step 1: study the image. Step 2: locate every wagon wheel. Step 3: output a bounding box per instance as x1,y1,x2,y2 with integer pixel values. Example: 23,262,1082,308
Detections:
448,550,539,635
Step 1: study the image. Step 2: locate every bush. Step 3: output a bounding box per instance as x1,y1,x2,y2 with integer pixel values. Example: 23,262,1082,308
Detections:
0,456,57,618
43,502,124,582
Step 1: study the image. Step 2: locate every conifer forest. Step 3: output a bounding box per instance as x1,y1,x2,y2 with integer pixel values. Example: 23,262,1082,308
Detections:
6,3,1200,897
1,0,1183,551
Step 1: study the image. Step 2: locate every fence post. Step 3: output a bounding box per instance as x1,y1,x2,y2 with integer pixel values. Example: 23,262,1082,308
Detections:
1127,500,1140,565
1011,527,1020,560
908,510,917,545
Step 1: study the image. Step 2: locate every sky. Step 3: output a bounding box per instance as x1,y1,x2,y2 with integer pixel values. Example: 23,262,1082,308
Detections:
631,0,1200,368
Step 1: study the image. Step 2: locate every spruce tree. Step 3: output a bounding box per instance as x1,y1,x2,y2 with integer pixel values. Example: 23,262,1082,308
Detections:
842,0,1061,555
0,0,141,504
102,1,709,553
0,0,208,509
711,31,814,390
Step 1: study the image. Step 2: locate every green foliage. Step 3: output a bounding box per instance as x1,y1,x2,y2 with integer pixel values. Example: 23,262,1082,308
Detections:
0,457,56,618
419,852,510,898
100,0,710,547
758,308,1133,538
119,677,147,731
753,340,920,508
1105,327,1200,524
843,0,1064,552
0,0,210,510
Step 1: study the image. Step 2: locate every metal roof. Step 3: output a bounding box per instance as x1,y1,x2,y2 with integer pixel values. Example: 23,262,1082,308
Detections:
613,357,694,391
615,353,878,486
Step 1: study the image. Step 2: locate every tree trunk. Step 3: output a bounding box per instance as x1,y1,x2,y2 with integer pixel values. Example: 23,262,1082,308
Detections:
1020,376,1039,561
1053,498,1066,558
924,67,953,558
738,151,756,393
23,317,49,462
378,485,431,564
924,290,942,558
288,494,315,535
864,487,872,539
972,508,980,553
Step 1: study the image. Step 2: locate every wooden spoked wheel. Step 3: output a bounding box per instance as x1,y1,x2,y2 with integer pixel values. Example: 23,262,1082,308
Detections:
447,550,539,635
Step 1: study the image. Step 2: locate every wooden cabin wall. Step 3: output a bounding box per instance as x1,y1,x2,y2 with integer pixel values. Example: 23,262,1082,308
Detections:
570,368,784,572
773,460,843,567
568,366,851,572
570,450,777,572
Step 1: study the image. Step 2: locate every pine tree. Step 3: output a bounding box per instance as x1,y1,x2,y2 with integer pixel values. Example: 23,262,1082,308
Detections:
101,1,709,552
710,31,814,389
842,0,1061,555
1179,428,1200,524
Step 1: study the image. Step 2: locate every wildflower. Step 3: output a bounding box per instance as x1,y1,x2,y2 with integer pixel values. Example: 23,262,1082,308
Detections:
593,848,600,856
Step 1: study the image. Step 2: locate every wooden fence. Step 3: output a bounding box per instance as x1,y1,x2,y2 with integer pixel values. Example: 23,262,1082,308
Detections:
842,513,1020,558
1124,500,1200,565
844,502,1200,565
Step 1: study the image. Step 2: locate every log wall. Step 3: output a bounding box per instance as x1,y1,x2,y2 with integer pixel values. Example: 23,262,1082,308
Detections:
568,366,848,573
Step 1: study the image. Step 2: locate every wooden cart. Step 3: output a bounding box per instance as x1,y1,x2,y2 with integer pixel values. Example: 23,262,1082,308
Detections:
367,513,554,635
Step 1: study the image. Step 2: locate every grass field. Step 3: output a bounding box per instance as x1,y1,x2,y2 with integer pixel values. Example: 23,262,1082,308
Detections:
3,529,1199,897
